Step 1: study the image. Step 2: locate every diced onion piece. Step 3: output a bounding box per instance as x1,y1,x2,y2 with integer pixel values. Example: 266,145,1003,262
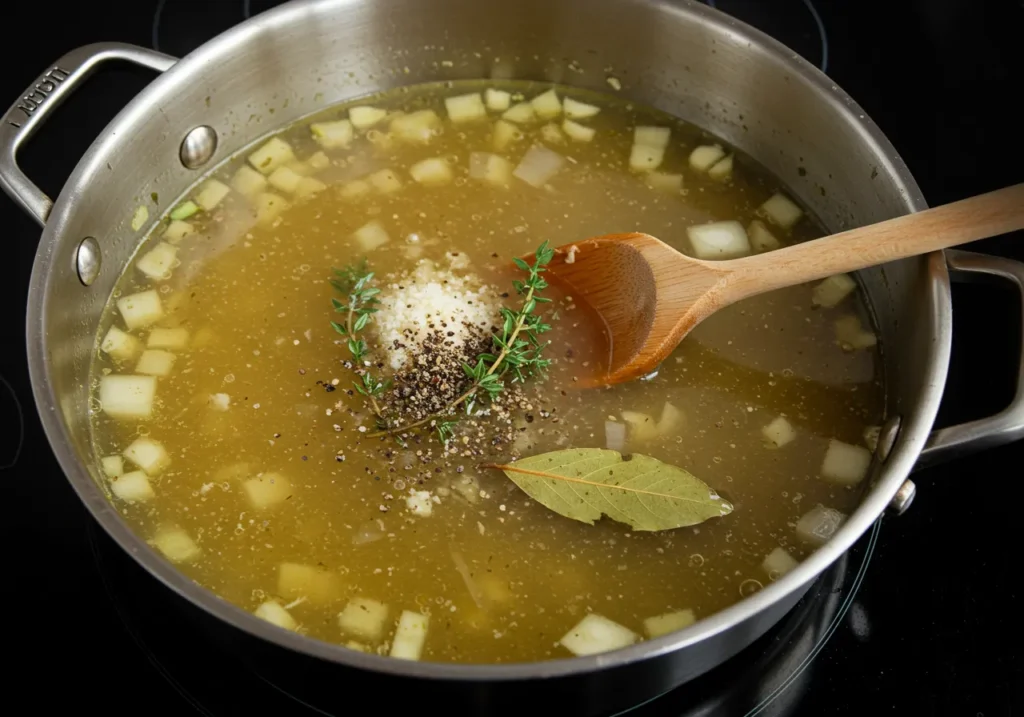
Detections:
406,490,433,516
131,205,149,231
243,472,292,509
248,136,296,175
111,470,155,503
621,410,658,442
339,179,372,200
445,92,487,123
659,402,684,434
629,144,665,171
151,525,200,563
761,547,799,580
294,176,328,198
124,437,170,475
409,157,453,186
796,504,847,546
748,219,780,253
812,274,857,308
369,168,402,194
277,562,341,605
485,88,511,112
267,165,304,194
834,315,877,350
136,242,178,281
687,220,751,260
820,438,872,485
306,151,330,170
708,154,734,181
513,145,565,188
563,97,600,119
762,416,797,448
468,152,513,186
254,600,298,631
162,219,194,244
117,290,164,330
759,192,804,229
99,375,157,420
562,119,595,143
390,610,430,660
135,349,176,377
645,172,682,193
101,327,141,361
863,425,881,451
492,119,522,151
338,597,390,641
605,420,626,452
390,110,441,143
634,126,671,149
169,201,199,221
209,393,230,411
194,179,230,211
540,123,564,144
643,609,696,638
352,220,390,252
231,165,268,198
147,327,189,350
560,613,638,656
310,119,354,150
255,192,290,226
501,102,536,124
530,89,562,119
349,105,388,130
688,144,726,172
101,455,124,478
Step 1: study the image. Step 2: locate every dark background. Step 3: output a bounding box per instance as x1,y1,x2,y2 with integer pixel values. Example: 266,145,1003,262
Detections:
0,1,1021,714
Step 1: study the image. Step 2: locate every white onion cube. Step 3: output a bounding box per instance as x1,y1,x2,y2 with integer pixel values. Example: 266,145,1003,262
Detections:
562,119,595,143
243,472,292,509
513,145,565,188
621,410,658,442
501,102,535,124
645,172,683,193
796,505,847,546
659,402,684,434
254,600,298,631
863,425,881,451
604,420,626,452
349,106,387,129
687,221,751,259
390,110,440,143
445,92,487,123
485,88,511,112
248,137,295,174
310,119,354,150
409,158,453,186
124,436,170,475
194,179,230,211
560,613,638,656
99,375,157,420
111,470,155,502
352,220,390,252
634,126,671,149
101,455,124,478
812,274,857,308
147,327,189,350
761,546,799,580
101,326,141,361
277,562,341,605
762,416,797,448
820,438,872,485
162,219,194,243
406,490,433,516
369,168,402,194
231,165,268,197
759,192,804,229
563,97,600,119
268,165,304,194
209,393,231,411
629,144,665,171
834,315,878,350
135,349,176,377
748,219,781,253
689,144,726,172
469,152,513,186
338,597,390,641
643,609,696,638
151,525,200,563
117,290,164,330
390,610,429,660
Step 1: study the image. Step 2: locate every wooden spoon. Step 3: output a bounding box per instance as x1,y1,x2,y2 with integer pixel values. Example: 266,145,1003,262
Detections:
541,183,1024,387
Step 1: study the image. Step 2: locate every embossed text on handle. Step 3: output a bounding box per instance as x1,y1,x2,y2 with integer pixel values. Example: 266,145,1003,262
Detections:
8,67,70,128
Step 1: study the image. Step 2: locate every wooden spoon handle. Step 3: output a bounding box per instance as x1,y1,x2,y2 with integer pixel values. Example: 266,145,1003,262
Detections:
721,183,1024,298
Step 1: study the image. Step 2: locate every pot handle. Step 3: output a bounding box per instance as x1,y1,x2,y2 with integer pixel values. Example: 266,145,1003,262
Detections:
0,42,176,226
916,249,1024,467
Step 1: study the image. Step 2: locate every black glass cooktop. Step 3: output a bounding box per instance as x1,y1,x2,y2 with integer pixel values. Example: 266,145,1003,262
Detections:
3,1,1022,715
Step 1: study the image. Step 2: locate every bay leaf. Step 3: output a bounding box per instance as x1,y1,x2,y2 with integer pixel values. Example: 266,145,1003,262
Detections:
482,449,733,531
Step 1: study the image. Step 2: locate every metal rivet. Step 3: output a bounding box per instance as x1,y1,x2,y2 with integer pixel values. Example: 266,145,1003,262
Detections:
876,415,901,463
888,479,917,516
179,125,218,169
75,237,101,286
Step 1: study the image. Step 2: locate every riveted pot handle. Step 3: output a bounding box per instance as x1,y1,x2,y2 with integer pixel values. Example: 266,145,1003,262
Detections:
917,249,1024,467
0,42,176,227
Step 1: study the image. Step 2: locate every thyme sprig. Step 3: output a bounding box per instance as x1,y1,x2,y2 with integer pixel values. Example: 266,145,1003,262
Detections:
330,259,390,419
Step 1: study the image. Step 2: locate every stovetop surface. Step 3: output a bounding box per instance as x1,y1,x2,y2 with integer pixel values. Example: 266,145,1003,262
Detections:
2,1,1022,715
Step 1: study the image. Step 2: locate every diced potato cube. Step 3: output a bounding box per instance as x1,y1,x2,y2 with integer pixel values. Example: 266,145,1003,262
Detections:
501,102,535,124
406,490,433,516
812,274,857,308
629,144,665,172
708,154,734,181
352,220,390,252
748,219,781,253
194,179,230,211
349,106,388,130
117,290,164,330
643,609,696,638
248,136,296,175
310,119,354,150
295,176,327,198
492,119,522,151
369,169,402,194
863,425,881,452
645,172,683,193
761,546,799,580
445,92,487,123
151,525,200,563
796,505,847,546
267,165,304,194
101,326,141,361
243,472,292,509
390,110,441,143
485,88,511,112
110,470,155,502
277,562,341,605
255,192,290,226
409,158,453,186
563,97,600,119
124,436,171,475
231,165,268,198
99,375,157,420
306,151,330,170
338,597,390,641
531,89,562,119
339,179,372,200
131,205,149,231
135,349,176,377
834,315,878,350
820,438,872,485
689,144,726,172
136,242,178,281
162,219,194,244
254,600,298,631
659,402,684,434
147,327,189,350
512,145,565,188
469,152,513,187
634,126,671,149
759,192,804,229
687,220,751,260
540,123,564,144
560,613,638,656
562,119,596,143
762,416,797,448
390,610,429,660
621,410,658,442
208,393,231,411
101,455,124,478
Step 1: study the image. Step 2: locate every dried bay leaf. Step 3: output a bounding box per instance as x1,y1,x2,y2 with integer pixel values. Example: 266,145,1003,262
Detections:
482,448,732,531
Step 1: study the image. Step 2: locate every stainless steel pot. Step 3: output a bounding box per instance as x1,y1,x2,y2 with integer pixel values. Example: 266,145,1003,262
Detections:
5,0,1024,712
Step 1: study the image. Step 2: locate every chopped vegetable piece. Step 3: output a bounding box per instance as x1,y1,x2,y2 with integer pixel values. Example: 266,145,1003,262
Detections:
643,609,696,638
747,219,780,253
562,119,596,142
99,375,157,420
605,420,626,452
406,490,433,516
621,410,658,442
468,152,513,186
445,92,487,123
349,105,387,129
151,525,200,563
485,88,511,112
492,119,522,150
294,176,328,198
563,97,600,119
101,326,141,361
390,110,441,143
254,192,290,226
111,470,155,503
688,144,726,172
369,168,402,194
117,290,164,330
147,327,189,350
762,416,796,448
338,597,390,641
231,165,268,198
310,119,354,150
123,436,170,476
687,220,751,259
634,126,671,149
759,192,804,229
243,472,292,509
501,102,536,124
512,145,565,188
820,438,872,485
812,274,857,308
339,179,371,200
277,562,341,605
409,157,453,185
162,219,194,243
169,200,199,221
135,348,175,377
629,144,665,171
530,89,562,119
209,393,230,411
352,220,390,252
248,136,296,175
708,154,734,181
136,242,178,281
645,172,683,193
101,455,124,478
194,179,230,211
560,613,638,656
761,546,799,580
834,315,877,350
863,425,881,452
796,504,847,546
540,123,565,144
267,165,304,194
254,600,298,631
130,205,149,231
390,610,429,660
306,151,330,170
659,401,684,434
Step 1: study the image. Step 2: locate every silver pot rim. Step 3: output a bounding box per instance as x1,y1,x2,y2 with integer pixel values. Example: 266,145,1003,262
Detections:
23,0,945,681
